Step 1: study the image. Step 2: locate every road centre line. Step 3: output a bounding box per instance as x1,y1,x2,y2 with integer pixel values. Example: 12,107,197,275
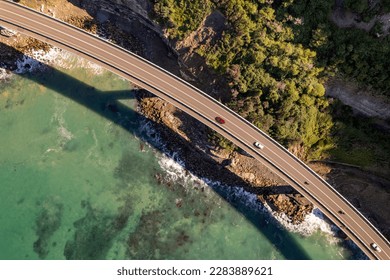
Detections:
2,2,389,258
20,12,321,181
4,9,375,245
4,11,374,243
10,10,321,185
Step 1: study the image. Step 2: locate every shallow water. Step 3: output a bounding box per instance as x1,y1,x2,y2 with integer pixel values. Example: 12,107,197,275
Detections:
0,52,362,260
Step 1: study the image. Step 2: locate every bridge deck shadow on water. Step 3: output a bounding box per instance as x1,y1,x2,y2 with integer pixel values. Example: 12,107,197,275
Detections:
1,44,315,259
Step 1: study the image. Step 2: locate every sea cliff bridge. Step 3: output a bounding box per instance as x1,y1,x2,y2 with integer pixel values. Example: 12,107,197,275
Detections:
1,0,389,259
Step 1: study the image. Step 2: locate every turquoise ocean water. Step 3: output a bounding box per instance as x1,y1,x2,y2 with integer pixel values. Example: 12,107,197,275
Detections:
0,52,362,260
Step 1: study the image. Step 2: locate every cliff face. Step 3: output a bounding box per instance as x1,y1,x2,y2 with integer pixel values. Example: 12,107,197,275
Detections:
75,0,152,16
84,0,390,234
69,0,180,71
0,0,325,225
58,0,311,223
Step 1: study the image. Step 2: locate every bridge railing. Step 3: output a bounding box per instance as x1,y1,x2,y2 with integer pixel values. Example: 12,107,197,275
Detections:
2,0,389,248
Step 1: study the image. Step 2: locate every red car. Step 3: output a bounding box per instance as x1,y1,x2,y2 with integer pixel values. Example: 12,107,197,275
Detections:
215,116,225,124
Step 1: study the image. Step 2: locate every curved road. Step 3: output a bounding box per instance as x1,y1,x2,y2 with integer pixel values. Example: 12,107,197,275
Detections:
1,0,389,259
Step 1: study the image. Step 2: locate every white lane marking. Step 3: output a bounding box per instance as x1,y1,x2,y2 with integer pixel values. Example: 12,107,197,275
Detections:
4,6,389,257
4,10,386,259
2,9,369,229
3,8,375,239
6,10,318,181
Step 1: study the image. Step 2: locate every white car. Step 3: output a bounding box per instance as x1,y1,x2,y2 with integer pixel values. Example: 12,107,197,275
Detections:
254,141,264,149
371,243,382,252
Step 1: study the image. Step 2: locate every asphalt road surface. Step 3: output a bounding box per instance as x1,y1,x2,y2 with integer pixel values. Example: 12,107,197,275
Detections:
1,0,389,259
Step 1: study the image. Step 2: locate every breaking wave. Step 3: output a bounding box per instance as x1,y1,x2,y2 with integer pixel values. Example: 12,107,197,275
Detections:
2,28,347,244
15,48,104,75
138,118,341,238
0,67,13,81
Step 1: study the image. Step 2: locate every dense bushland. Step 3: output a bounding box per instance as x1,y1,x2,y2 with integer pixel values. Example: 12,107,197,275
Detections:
152,0,390,161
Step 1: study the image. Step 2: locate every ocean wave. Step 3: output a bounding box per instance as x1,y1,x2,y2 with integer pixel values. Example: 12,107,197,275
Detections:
137,118,341,238
5,37,343,242
58,126,74,142
0,67,13,81
269,207,337,238
42,98,74,156
10,47,104,75
15,48,61,74
51,96,74,148
85,128,113,169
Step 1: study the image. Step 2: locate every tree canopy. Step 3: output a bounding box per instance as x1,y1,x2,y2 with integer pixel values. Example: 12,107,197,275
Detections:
152,0,390,159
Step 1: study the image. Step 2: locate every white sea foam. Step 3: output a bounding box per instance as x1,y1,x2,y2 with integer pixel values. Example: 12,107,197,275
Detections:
2,46,104,81
2,33,343,242
4,39,343,241
269,206,337,238
13,47,105,75
137,119,341,239
58,126,74,142
51,96,74,149
0,67,13,81
84,128,113,169
86,129,98,159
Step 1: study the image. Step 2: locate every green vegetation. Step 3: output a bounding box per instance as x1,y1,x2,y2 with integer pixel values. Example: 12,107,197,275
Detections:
279,0,390,95
383,0,390,12
152,0,212,39
209,132,235,153
345,0,369,14
154,0,334,159
330,102,390,175
344,0,390,19
152,0,390,168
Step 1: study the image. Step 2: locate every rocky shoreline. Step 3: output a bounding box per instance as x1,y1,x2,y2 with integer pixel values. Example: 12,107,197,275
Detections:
1,0,389,240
